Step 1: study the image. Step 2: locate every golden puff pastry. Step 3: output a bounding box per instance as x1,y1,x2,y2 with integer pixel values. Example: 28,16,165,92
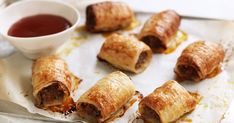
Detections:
86,1,134,32
76,71,135,123
32,55,81,113
139,80,197,123
175,41,225,82
98,34,152,73
138,10,181,53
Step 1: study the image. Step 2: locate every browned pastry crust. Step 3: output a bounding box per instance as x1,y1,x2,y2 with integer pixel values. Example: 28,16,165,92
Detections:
138,10,181,53
98,34,152,73
86,1,134,32
175,41,225,82
139,80,197,123
76,71,136,123
32,55,81,113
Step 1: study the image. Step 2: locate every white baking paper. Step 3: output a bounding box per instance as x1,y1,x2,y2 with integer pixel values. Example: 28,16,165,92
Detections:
74,0,234,21
0,12,234,123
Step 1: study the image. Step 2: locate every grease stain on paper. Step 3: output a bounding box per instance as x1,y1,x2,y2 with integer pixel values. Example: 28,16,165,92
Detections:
164,30,188,54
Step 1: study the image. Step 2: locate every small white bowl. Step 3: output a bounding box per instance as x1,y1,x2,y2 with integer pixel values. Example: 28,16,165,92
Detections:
0,0,80,59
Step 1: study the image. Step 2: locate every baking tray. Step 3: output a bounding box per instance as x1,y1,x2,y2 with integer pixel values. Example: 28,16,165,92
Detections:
0,11,234,123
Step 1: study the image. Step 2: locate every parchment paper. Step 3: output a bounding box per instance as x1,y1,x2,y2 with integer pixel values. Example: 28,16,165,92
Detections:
0,12,234,123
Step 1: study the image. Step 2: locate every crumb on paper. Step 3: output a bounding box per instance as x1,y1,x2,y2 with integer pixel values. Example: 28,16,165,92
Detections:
135,90,143,100
208,87,211,91
219,114,225,122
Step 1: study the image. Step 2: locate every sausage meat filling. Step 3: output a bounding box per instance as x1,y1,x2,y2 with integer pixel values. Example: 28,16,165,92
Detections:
35,83,67,107
177,65,200,81
80,103,101,118
141,36,166,53
135,51,148,69
141,105,160,123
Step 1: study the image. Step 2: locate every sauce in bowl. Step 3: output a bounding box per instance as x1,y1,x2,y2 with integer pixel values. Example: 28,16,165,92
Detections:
8,14,72,37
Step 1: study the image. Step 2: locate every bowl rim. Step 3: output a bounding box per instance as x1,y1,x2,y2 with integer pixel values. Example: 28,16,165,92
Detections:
1,0,80,41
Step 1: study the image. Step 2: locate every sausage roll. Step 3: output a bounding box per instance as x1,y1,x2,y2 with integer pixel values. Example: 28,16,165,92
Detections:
86,1,134,32
98,34,152,73
139,80,197,123
76,71,136,123
138,10,181,53
32,55,81,113
175,41,225,82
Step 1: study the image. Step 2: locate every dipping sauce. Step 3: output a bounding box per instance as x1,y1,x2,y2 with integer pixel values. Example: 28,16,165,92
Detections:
8,14,72,37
